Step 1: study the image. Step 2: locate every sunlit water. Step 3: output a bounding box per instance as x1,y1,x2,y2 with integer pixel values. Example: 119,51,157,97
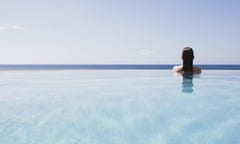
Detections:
0,70,239,144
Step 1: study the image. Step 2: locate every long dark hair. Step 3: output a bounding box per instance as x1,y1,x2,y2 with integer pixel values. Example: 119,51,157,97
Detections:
182,47,194,73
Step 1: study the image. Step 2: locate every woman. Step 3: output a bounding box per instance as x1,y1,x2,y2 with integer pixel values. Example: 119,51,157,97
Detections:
173,47,201,74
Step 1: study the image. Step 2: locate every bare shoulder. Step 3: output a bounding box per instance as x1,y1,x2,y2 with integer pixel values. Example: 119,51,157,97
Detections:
193,66,201,74
172,65,183,72
173,65,201,74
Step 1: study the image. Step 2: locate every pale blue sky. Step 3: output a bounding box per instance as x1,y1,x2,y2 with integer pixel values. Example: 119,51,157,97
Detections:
0,0,239,64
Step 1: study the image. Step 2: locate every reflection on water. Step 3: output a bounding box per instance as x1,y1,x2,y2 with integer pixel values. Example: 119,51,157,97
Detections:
182,73,194,93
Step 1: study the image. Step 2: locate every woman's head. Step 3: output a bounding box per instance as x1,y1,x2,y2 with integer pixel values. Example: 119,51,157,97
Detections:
182,47,194,72
182,47,194,61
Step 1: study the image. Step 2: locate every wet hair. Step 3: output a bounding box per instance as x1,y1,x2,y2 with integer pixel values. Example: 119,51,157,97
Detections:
182,47,194,73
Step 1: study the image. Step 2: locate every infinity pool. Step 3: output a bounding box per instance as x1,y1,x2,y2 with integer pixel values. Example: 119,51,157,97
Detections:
0,70,239,144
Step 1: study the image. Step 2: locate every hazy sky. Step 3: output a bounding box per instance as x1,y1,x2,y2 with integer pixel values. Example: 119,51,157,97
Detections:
0,0,239,64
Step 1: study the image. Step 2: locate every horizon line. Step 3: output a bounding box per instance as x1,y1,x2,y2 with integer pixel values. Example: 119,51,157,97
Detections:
0,64,239,70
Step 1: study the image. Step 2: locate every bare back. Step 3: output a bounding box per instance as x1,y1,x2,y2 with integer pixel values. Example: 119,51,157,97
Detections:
173,65,201,74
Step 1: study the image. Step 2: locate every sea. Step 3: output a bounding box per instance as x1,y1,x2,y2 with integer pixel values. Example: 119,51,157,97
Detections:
0,64,239,70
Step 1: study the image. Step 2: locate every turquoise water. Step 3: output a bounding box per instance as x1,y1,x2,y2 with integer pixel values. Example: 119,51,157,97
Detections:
0,70,239,144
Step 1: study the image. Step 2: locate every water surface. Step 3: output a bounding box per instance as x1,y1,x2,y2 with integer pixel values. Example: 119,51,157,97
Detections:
0,70,239,144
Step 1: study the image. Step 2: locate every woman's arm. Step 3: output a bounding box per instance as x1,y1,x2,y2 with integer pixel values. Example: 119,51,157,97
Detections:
193,66,201,74
172,65,183,72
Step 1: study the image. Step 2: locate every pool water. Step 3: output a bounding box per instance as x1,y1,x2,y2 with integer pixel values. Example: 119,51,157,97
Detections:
0,70,239,144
